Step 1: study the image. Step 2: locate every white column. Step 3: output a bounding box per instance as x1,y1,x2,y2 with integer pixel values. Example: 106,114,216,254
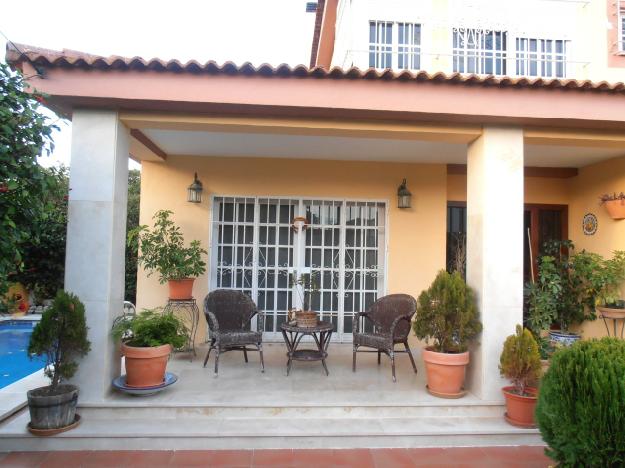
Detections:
65,110,129,403
466,126,524,401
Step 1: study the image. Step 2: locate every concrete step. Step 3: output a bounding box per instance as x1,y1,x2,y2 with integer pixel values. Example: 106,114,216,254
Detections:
0,410,543,451
77,401,506,419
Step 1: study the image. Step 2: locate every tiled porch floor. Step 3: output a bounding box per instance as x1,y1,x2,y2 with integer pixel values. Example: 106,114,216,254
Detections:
0,446,552,467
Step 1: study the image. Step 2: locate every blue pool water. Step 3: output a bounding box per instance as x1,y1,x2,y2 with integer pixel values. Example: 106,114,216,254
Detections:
0,320,46,389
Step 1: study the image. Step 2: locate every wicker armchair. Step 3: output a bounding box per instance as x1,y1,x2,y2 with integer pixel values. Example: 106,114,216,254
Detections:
203,290,265,375
352,294,417,382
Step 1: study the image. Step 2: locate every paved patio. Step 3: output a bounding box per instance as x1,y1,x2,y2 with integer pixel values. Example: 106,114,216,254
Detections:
0,446,552,467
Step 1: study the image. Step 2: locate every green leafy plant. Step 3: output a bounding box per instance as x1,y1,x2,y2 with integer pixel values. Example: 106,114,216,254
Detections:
499,325,541,396
413,270,482,353
111,309,187,348
129,210,207,283
536,338,625,466
28,291,91,392
289,271,319,311
125,169,141,303
526,241,625,334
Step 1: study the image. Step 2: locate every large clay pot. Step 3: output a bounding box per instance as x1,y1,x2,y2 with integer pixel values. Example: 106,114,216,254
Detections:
122,343,171,388
422,347,469,398
168,278,195,300
502,386,538,428
27,384,78,431
604,199,625,220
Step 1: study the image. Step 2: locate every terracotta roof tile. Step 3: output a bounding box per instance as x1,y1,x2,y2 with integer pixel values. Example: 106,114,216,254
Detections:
6,42,625,94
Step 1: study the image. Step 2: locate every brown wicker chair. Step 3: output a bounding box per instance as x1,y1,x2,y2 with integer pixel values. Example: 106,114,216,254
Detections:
352,294,417,382
203,289,265,375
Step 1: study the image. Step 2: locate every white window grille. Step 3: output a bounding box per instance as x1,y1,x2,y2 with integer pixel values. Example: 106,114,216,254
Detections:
452,29,507,75
211,197,386,341
516,38,567,78
369,21,421,70
620,6,625,52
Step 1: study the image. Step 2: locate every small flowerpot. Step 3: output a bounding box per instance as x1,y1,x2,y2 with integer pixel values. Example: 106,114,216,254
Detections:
168,278,195,300
295,310,318,328
122,343,172,388
422,347,469,398
27,384,79,431
603,199,625,220
549,330,581,347
502,386,538,428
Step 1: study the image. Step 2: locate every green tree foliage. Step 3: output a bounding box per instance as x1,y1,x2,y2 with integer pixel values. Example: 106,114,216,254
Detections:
13,166,68,300
413,270,482,352
0,63,58,294
536,338,625,467
28,291,91,391
111,309,187,348
129,209,207,283
125,169,141,303
499,325,541,395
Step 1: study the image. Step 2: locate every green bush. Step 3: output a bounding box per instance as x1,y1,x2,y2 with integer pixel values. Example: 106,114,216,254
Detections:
413,270,482,353
536,338,625,467
499,325,541,395
112,309,187,348
28,291,91,391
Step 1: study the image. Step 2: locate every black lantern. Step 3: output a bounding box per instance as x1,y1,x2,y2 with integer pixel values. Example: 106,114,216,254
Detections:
187,172,203,203
397,179,412,209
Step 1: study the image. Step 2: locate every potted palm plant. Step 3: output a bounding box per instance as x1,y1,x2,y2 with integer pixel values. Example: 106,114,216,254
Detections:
112,309,187,387
600,192,625,220
413,270,482,398
500,325,542,428
129,210,207,300
27,291,91,434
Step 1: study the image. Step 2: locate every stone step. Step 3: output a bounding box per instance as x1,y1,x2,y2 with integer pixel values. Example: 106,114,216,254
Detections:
0,410,543,451
77,402,506,419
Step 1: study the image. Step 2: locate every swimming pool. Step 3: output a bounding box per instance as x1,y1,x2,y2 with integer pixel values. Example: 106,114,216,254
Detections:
0,320,46,389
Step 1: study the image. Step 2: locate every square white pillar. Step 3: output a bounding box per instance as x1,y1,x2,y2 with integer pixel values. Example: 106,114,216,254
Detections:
466,126,524,401
65,110,129,403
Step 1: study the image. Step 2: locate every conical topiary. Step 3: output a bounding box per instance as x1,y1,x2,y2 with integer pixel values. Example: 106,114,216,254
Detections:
499,325,541,396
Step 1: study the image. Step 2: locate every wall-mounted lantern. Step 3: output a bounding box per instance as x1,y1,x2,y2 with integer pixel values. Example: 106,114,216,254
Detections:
187,172,203,203
397,179,412,209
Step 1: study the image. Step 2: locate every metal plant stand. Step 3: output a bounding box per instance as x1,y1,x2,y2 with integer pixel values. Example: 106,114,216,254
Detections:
163,298,200,359
598,307,625,338
280,321,333,376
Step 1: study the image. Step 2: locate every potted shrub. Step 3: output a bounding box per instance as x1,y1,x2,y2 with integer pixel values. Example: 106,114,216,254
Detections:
527,241,625,346
129,210,207,300
499,325,542,428
288,271,320,327
600,192,625,220
112,309,187,387
413,270,482,398
27,291,91,433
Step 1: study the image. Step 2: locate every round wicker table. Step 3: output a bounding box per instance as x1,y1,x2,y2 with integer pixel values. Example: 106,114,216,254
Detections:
280,321,333,376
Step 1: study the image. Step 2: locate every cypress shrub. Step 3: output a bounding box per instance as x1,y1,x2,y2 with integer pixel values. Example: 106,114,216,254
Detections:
536,338,625,467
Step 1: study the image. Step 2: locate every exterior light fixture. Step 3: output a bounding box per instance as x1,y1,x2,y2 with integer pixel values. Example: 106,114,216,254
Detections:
187,172,203,203
397,179,412,209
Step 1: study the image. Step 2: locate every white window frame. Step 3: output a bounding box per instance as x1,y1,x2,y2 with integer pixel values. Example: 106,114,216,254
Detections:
515,37,568,79
619,6,625,53
452,28,508,76
208,195,389,343
369,20,422,71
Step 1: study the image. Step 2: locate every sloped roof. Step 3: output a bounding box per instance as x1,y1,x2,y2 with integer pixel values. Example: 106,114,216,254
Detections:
6,42,625,94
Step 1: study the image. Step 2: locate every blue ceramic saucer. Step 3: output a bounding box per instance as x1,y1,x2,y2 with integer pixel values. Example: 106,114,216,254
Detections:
112,372,178,396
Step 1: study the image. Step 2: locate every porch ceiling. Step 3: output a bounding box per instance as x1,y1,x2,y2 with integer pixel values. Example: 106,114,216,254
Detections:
140,128,625,168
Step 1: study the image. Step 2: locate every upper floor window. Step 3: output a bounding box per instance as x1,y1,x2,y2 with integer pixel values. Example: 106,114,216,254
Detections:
516,38,567,78
452,29,507,75
369,21,421,70
620,7,625,52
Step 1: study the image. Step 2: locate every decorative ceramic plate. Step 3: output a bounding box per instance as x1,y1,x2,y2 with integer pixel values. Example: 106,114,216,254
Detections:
112,372,178,396
582,213,598,236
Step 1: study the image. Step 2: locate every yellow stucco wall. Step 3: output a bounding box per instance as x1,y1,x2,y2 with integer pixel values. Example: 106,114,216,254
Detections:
138,156,448,341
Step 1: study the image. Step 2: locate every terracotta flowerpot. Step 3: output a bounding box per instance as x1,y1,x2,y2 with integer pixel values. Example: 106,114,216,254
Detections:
168,278,195,300
604,199,625,220
502,386,538,428
122,343,172,388
422,347,469,398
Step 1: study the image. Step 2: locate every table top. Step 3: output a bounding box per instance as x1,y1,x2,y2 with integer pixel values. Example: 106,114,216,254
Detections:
280,321,333,333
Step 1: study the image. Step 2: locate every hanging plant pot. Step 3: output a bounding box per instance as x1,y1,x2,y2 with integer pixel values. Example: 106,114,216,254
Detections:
422,347,469,398
122,343,172,387
603,199,625,220
502,386,538,428
168,278,195,300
